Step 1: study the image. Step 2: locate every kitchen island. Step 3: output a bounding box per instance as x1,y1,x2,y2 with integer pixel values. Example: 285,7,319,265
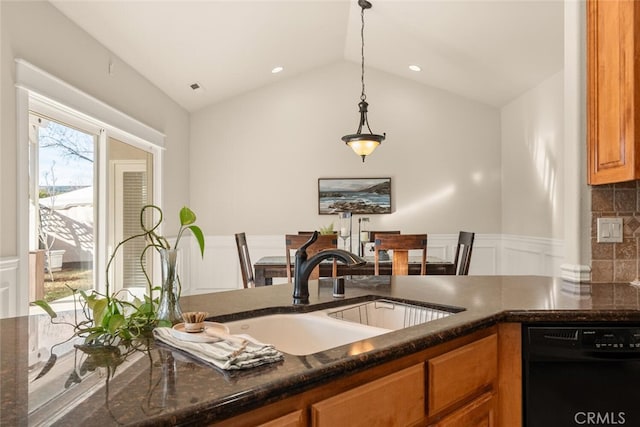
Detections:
2,275,640,426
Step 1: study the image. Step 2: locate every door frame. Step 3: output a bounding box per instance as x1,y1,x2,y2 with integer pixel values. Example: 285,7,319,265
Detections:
14,59,165,316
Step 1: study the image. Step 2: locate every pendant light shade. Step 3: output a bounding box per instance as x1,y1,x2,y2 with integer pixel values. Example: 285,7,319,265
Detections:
342,0,386,162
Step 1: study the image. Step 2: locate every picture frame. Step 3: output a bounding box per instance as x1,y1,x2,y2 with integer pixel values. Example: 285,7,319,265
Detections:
318,178,391,215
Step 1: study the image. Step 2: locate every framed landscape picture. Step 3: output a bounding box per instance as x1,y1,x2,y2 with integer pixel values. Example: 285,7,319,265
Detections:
318,178,391,214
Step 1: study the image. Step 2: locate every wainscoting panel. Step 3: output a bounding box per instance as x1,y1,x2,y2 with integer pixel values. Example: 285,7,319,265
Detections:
184,234,563,295
469,242,500,275
187,236,238,294
0,257,20,319
501,235,564,277
423,234,501,275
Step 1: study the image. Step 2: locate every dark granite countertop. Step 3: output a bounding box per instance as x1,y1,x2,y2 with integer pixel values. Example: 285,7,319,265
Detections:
3,275,640,426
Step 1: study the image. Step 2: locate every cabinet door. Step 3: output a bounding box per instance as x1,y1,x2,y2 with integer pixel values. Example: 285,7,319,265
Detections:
587,0,640,184
428,334,497,416
431,392,496,427
311,364,425,427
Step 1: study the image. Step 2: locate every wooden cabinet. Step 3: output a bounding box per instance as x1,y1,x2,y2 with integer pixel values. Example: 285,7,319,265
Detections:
311,364,424,427
587,0,640,184
213,326,520,427
311,334,500,427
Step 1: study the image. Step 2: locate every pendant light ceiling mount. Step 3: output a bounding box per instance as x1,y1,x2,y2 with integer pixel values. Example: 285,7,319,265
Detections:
358,0,372,11
341,0,386,163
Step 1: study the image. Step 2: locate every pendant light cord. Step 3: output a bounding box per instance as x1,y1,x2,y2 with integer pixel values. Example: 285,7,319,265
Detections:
360,5,366,103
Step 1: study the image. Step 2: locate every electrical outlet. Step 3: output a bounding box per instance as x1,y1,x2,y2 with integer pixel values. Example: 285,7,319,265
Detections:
596,217,623,243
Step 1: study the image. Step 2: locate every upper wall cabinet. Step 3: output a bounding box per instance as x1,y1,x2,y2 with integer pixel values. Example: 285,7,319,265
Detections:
587,0,640,185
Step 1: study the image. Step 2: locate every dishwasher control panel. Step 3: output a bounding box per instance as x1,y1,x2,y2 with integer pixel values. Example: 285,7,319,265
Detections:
581,328,640,350
527,325,640,355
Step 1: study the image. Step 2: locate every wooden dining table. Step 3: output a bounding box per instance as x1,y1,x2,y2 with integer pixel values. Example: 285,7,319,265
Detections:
253,255,455,286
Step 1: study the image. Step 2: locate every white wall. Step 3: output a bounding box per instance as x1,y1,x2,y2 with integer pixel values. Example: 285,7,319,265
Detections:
190,61,502,236
501,71,565,239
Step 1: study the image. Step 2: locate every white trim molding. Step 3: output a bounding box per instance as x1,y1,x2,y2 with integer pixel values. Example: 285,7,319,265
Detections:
15,59,165,147
0,257,20,319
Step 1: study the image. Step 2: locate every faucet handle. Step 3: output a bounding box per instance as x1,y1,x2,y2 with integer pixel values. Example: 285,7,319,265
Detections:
298,230,319,255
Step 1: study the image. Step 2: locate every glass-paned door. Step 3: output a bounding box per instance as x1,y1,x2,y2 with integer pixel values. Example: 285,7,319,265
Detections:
28,114,95,302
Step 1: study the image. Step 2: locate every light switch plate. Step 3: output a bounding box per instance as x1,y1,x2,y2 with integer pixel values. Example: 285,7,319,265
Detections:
597,217,623,243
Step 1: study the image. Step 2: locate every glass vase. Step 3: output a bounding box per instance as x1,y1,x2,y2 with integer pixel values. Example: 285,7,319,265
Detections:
337,211,352,251
156,249,183,324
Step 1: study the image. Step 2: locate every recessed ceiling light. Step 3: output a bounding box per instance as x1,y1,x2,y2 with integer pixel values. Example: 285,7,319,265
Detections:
409,65,422,72
271,66,284,74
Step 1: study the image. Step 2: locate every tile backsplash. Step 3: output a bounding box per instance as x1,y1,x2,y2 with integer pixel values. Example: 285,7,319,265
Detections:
591,180,640,282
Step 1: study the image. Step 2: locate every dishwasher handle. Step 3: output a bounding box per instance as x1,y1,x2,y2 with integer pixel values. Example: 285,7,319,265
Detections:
527,346,640,362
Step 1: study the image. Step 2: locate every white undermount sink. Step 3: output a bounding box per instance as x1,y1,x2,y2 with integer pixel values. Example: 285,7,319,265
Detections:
223,299,459,356
224,311,389,356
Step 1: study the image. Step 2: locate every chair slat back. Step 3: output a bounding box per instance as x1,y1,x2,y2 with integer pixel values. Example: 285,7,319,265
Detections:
453,231,475,275
285,234,338,282
368,231,401,240
234,233,255,288
361,230,401,256
374,234,427,276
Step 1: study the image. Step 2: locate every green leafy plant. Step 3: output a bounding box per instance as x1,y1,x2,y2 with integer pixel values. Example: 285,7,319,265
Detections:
33,205,205,350
319,222,334,235
104,205,205,303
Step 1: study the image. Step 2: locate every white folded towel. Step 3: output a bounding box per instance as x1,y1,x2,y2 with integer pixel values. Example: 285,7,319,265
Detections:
153,327,284,370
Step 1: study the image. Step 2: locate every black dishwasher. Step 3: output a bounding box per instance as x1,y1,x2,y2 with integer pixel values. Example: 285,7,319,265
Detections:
523,324,640,427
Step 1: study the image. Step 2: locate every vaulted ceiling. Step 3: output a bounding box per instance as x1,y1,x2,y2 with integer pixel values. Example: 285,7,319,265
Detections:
51,0,564,112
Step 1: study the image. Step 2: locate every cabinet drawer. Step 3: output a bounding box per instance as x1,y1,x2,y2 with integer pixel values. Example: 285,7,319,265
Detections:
311,363,425,427
428,334,497,416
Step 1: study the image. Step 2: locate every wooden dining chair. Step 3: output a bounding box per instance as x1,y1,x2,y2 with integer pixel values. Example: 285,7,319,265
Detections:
453,231,475,275
234,232,255,288
374,234,427,276
361,230,401,256
285,234,338,282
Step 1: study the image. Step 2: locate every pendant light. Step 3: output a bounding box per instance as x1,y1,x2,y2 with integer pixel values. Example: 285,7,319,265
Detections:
342,0,386,162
